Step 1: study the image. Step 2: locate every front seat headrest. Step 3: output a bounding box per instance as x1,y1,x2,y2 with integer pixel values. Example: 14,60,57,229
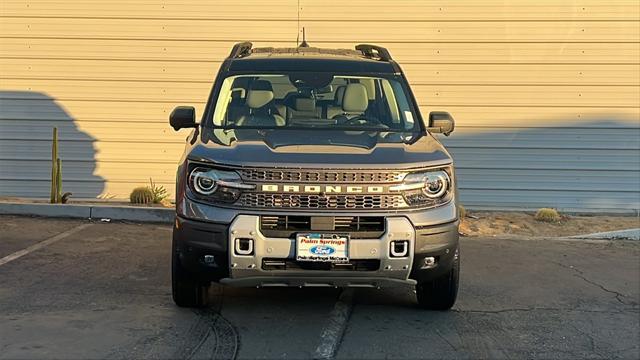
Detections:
246,80,274,109
294,97,316,112
334,86,346,106
342,83,368,113
230,88,246,100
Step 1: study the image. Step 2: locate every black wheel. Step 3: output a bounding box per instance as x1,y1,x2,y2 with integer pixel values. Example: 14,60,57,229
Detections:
172,240,209,308
416,248,460,310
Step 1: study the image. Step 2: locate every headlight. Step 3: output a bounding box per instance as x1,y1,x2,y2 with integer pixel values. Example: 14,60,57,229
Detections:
390,168,452,207
412,171,450,198
192,169,220,195
188,166,255,203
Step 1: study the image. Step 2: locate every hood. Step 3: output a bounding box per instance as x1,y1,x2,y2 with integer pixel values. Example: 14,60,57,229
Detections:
187,129,452,169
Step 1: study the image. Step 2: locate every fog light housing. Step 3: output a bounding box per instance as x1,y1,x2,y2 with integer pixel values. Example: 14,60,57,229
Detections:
203,254,218,267
421,256,437,269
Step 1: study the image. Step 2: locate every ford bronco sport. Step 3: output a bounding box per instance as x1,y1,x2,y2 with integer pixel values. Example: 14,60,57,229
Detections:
169,43,459,310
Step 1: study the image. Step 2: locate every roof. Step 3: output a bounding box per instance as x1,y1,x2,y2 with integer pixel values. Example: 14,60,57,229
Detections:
224,43,400,73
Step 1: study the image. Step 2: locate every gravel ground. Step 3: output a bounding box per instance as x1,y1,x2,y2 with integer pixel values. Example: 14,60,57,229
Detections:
460,211,640,238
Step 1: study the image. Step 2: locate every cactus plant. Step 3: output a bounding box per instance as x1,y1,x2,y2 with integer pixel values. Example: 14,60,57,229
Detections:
534,208,561,223
56,158,62,201
130,187,154,204
50,127,64,203
149,178,168,204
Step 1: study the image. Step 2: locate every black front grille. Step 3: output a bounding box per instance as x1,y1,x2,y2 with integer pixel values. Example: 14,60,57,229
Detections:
229,167,416,210
260,215,385,239
237,193,407,209
239,169,406,183
262,258,380,271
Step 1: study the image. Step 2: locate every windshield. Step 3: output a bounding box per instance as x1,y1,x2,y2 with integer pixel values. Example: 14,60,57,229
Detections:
210,73,420,132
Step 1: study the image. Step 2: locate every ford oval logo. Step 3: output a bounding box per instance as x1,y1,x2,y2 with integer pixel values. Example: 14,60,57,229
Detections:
310,245,335,256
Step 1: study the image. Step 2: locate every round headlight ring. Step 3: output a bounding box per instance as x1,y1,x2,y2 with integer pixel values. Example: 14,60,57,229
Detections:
192,169,219,195
422,171,450,198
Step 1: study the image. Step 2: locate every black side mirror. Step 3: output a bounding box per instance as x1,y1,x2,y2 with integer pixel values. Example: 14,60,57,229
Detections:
169,106,197,131
427,111,455,136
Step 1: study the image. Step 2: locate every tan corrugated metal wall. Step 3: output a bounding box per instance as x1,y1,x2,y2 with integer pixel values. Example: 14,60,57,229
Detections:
1,0,639,211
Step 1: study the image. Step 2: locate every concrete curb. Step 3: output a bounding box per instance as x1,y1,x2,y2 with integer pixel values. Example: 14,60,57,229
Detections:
0,202,174,223
569,228,640,241
465,206,639,216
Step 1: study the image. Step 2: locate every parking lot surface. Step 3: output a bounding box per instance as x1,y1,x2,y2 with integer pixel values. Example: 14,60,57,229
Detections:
0,215,638,359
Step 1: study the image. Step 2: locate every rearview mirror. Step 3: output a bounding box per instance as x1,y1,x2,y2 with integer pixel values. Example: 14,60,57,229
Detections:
169,106,197,131
427,111,455,136
317,85,333,94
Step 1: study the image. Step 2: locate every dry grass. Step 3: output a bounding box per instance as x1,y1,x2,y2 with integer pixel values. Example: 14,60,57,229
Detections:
459,211,639,238
458,205,466,219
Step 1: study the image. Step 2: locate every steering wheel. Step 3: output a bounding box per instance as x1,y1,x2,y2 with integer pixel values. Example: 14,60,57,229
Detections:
342,116,383,127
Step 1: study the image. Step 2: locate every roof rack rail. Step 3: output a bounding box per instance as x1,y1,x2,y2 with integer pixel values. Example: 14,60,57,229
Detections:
228,42,253,59
355,44,392,61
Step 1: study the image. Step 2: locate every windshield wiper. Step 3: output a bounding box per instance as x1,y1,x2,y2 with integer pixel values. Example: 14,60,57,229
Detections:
209,125,415,133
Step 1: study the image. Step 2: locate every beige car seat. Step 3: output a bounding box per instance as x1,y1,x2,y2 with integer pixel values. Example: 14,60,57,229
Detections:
236,80,285,126
334,83,368,122
288,97,320,119
326,85,346,119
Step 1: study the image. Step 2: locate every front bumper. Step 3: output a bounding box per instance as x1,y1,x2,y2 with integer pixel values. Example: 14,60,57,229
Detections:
173,211,459,287
226,216,417,287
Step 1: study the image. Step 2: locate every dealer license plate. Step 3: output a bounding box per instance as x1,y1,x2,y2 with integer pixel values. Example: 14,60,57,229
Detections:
296,233,349,263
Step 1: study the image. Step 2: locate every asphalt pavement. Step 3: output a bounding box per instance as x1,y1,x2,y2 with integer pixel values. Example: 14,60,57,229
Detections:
0,215,638,359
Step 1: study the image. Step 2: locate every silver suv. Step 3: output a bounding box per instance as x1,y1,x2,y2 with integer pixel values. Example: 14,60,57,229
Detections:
169,43,459,310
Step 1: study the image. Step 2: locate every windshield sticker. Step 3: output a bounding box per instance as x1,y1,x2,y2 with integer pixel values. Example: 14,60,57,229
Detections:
404,111,414,123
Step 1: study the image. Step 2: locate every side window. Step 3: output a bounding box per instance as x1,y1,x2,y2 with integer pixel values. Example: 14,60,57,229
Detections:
222,77,249,124
213,76,235,126
225,88,246,124
381,79,401,124
390,80,415,129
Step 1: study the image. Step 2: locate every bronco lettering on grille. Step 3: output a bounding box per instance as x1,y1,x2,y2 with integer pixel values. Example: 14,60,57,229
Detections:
261,184,385,194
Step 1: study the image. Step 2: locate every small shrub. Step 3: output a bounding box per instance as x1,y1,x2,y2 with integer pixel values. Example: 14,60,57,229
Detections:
130,187,154,204
458,205,466,219
149,178,168,204
535,208,561,223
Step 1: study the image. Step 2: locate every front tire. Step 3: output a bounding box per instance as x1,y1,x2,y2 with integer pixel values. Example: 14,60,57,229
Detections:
172,240,209,308
416,248,459,310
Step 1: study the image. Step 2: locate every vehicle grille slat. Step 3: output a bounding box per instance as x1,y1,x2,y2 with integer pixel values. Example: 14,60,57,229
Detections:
238,193,407,209
239,169,406,183
262,258,380,271
259,215,385,239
